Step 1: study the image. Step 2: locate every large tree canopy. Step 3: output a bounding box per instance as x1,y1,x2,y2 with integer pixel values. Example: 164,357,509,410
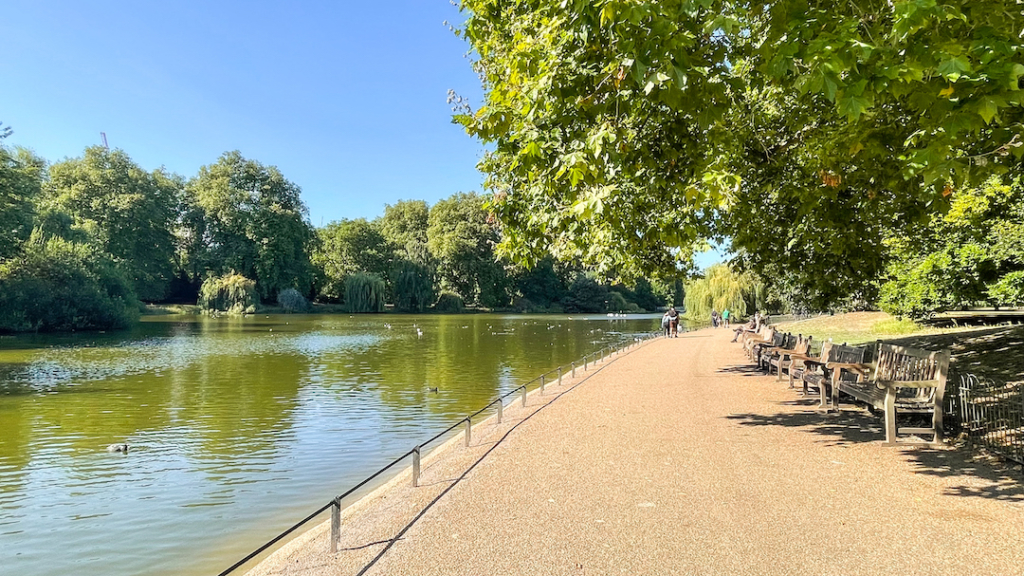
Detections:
456,0,1024,299
184,151,314,300
0,145,44,260
46,147,179,301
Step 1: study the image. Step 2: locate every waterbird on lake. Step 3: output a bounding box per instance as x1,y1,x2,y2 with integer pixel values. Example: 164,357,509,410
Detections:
428,387,438,393
106,444,129,453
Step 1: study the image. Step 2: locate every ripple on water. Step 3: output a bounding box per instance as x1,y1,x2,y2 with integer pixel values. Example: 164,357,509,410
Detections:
0,314,661,576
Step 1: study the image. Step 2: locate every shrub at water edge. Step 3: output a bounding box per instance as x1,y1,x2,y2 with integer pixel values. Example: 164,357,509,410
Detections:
199,273,258,314
0,235,138,332
433,291,464,313
277,287,309,312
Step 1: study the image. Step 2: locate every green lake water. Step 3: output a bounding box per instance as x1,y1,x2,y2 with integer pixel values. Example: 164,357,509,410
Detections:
0,313,662,576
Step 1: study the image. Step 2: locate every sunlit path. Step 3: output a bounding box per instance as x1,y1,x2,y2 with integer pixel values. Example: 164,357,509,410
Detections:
251,328,1024,576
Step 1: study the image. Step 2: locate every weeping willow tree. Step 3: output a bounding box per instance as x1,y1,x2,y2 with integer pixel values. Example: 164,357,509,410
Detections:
345,272,386,313
684,264,758,320
391,261,434,312
199,273,258,314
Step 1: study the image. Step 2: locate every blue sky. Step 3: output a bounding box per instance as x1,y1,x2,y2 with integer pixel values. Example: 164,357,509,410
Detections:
1,0,726,268
0,0,484,225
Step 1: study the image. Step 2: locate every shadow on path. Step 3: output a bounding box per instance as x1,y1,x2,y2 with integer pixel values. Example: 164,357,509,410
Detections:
726,409,1024,503
717,364,767,377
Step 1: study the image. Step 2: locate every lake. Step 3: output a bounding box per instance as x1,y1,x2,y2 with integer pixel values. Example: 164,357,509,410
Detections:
0,313,662,576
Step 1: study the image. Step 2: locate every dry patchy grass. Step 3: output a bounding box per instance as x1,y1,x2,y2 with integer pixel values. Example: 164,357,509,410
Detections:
777,312,1024,384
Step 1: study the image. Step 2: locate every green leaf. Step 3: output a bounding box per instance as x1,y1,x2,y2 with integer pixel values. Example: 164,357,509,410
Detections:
977,97,1000,124
837,95,871,121
937,56,971,81
600,4,615,27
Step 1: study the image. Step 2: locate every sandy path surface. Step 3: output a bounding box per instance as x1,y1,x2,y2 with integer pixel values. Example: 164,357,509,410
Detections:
246,328,1024,576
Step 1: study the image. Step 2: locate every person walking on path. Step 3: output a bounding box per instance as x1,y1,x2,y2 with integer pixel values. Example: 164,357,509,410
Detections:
711,309,720,328
667,306,680,337
662,311,671,336
722,308,730,327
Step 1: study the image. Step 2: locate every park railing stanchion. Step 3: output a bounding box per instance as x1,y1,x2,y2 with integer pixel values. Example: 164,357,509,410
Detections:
217,329,663,575
411,447,421,487
330,498,341,553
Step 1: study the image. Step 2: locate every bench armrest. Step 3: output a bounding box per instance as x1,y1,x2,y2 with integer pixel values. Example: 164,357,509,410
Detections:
826,362,871,376
875,379,943,390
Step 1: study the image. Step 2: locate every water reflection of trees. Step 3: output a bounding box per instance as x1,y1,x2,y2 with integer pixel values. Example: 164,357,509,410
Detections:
0,315,655,485
315,316,653,419
0,325,308,479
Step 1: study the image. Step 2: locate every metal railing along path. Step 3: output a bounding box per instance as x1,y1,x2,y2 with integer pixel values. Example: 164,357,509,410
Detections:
952,373,1024,465
216,329,670,576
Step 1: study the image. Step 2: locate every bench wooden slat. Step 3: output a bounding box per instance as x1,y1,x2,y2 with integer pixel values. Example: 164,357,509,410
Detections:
836,342,950,445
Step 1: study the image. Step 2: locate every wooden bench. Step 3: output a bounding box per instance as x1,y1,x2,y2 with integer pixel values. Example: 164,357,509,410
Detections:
765,334,811,379
819,343,868,410
752,330,787,366
742,325,775,360
833,342,951,445
788,340,835,398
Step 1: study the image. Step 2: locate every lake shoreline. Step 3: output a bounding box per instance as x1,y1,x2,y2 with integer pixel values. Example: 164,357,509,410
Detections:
239,339,633,576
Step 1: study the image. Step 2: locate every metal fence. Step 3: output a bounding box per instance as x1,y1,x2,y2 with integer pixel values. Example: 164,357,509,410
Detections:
216,329,666,576
949,373,1024,465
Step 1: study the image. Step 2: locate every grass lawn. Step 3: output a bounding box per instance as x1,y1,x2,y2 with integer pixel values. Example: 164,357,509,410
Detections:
776,311,1024,384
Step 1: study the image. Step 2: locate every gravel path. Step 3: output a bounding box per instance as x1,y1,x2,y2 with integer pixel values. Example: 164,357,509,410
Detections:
247,328,1024,576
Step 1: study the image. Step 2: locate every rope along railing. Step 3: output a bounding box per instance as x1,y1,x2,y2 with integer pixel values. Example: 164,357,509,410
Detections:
216,328,669,576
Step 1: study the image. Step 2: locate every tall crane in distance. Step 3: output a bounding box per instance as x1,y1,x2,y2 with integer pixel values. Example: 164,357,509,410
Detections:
100,132,109,149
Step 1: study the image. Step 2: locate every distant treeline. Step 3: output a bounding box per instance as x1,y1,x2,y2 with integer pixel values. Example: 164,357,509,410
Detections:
0,142,684,332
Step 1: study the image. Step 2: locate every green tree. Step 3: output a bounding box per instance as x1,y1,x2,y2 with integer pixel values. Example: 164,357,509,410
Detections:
0,145,44,260
513,256,566,309
684,265,751,321
312,218,393,301
391,260,434,312
379,200,431,265
456,0,1024,283
631,277,662,312
427,192,503,304
198,273,258,314
345,272,386,313
45,147,178,301
880,177,1024,318
562,275,609,313
184,151,314,300
0,232,138,332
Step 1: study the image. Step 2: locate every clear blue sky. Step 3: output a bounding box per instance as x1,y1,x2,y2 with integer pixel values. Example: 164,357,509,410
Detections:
0,0,484,225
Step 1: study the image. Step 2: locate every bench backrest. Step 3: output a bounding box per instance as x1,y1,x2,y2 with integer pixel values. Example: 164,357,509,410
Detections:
831,343,868,383
872,342,951,401
793,335,811,356
817,340,834,363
